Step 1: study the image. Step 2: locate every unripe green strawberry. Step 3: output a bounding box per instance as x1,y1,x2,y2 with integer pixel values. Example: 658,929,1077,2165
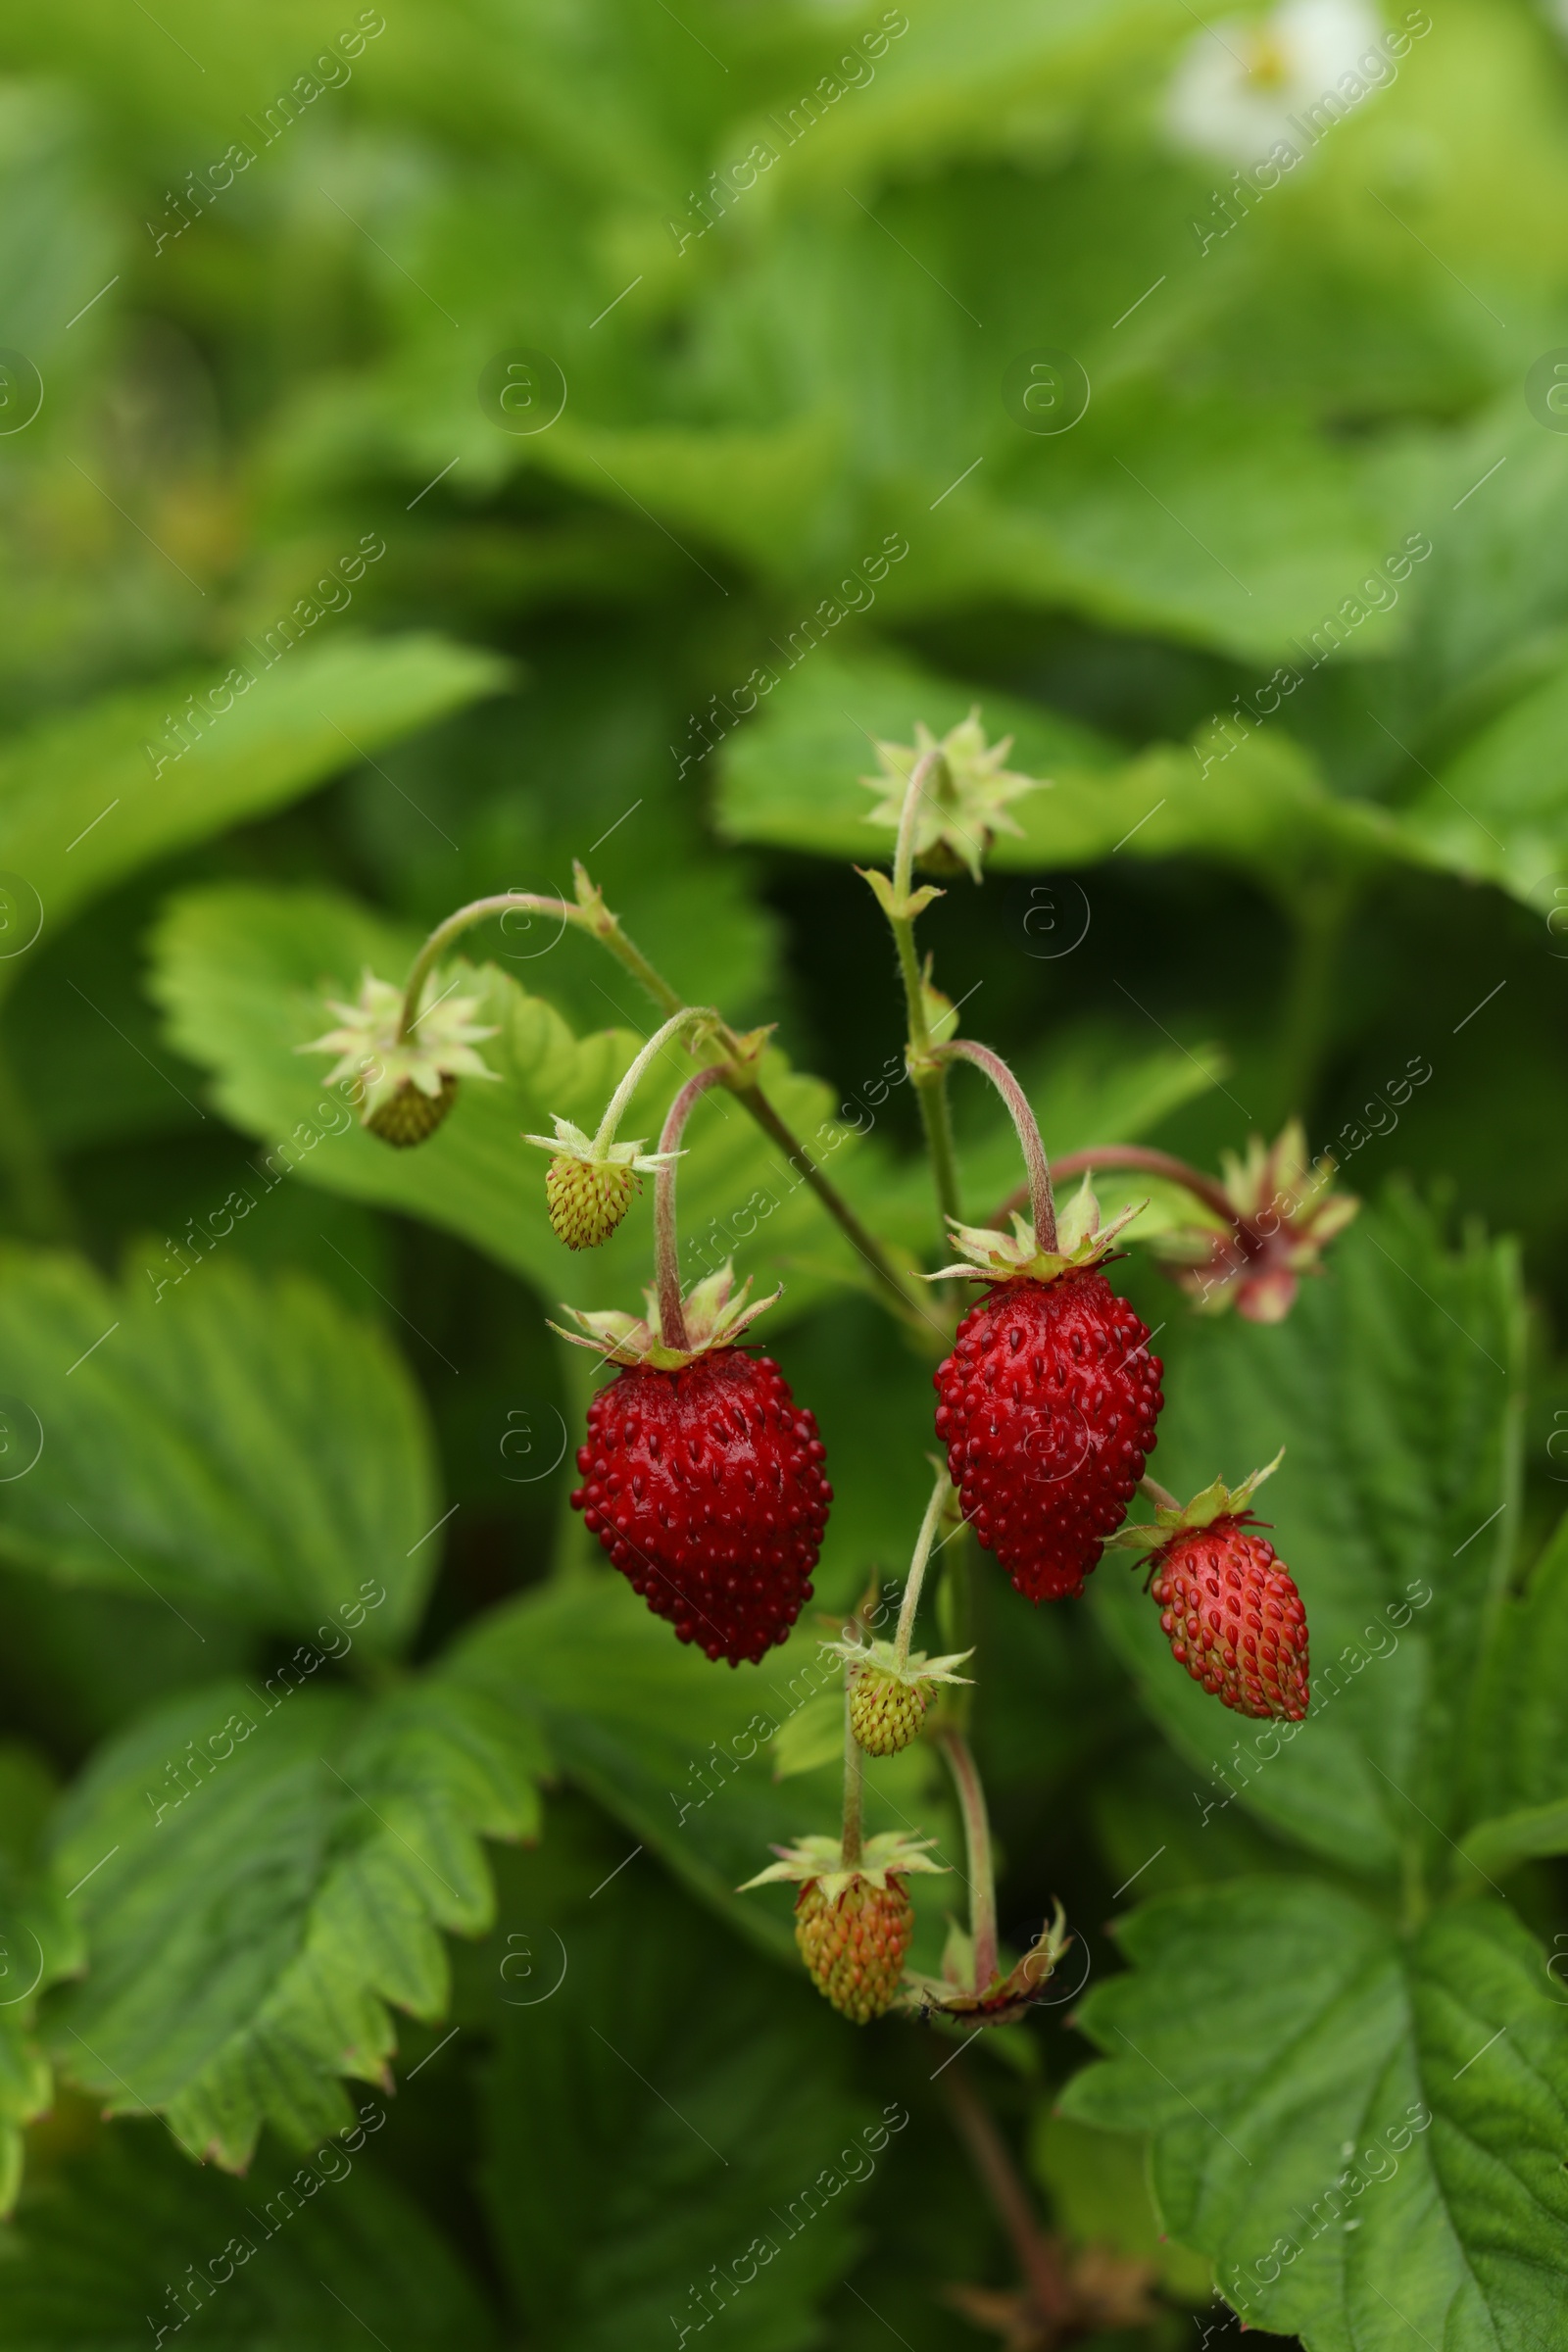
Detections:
545,1154,640,1250
795,1877,913,2023
367,1074,458,1148
850,1667,928,1757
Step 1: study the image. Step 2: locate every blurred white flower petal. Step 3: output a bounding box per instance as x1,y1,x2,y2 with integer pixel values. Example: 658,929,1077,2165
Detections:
1166,0,1385,163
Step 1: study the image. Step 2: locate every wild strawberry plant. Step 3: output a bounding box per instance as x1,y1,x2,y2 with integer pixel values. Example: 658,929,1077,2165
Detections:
0,700,1559,2352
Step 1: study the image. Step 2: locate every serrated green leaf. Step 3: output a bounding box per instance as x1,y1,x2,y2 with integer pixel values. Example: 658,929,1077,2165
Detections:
0,1251,439,1650
1061,1880,1568,2350
0,1738,79,2216
480,1857,872,2351
0,2124,497,2348
44,1669,544,2168
0,632,507,1002
1092,1193,1524,1878
449,1576,952,1971
1029,2112,1210,2303
1398,660,1568,909
1457,1513,1568,1884
148,881,878,1330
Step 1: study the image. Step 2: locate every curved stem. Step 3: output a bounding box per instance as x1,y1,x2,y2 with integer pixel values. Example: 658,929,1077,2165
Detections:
654,1064,729,1350
937,1040,1055,1250
887,750,963,1233
892,746,939,903
593,1006,714,1152
400,894,580,1038
894,1470,952,1673
841,1681,864,1870
991,1143,1241,1238
399,879,918,1324
940,1729,999,1992
727,1079,922,1331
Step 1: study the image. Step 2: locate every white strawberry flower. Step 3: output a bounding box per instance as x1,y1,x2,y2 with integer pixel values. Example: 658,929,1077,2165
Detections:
1165,0,1384,163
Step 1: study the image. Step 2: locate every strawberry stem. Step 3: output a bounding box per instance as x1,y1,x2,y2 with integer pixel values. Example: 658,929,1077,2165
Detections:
937,1040,1056,1250
992,1144,1240,1240
940,1729,999,1991
889,749,964,1234
592,1005,715,1153
894,1469,953,1673
841,1682,865,1870
1139,1473,1180,1513
654,1064,729,1350
399,879,921,1328
943,2069,1074,2329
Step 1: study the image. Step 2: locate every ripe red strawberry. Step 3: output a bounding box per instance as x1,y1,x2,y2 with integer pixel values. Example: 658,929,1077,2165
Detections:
794,1876,913,2024
570,1349,831,1665
934,1269,1162,1601
1149,1514,1309,1719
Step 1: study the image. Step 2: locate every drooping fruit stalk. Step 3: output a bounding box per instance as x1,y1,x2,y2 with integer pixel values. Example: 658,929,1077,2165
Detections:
524,1006,713,1250
383,869,918,1317
826,1470,972,1757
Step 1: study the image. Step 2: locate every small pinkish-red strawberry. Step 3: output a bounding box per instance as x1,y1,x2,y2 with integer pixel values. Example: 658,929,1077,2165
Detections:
570,1348,830,1665
935,1268,1162,1601
1150,1514,1309,1719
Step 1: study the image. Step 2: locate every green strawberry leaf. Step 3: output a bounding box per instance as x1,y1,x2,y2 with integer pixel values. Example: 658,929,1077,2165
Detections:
1396,658,1568,910
0,1251,439,1651
0,2123,497,2348
0,632,507,1003
1092,1192,1525,1878
0,1746,78,2219
479,1848,875,2351
1060,1879,1568,2350
44,1668,544,2168
1456,1512,1568,1884
148,881,875,1330
449,1577,953,1973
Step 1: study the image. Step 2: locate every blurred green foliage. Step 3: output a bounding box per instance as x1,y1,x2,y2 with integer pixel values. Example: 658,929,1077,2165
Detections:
0,0,1565,2344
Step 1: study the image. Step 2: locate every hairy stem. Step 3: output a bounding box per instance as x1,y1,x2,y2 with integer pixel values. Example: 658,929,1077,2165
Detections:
894,1470,952,1673
937,1039,1055,1249
653,1064,729,1350
399,894,593,1038
593,1006,715,1152
728,1079,920,1328
994,1142,1238,1235
399,878,917,1323
943,2070,1073,2329
841,1683,865,1870
888,750,963,1233
940,1728,999,1991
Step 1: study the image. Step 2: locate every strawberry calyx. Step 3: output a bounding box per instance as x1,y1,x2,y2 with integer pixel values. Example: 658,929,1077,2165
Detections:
549,1259,779,1371
1102,1448,1284,1560
925,1174,1145,1286
860,708,1048,883
819,1633,973,1693
739,1830,947,1905
902,1898,1071,2027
